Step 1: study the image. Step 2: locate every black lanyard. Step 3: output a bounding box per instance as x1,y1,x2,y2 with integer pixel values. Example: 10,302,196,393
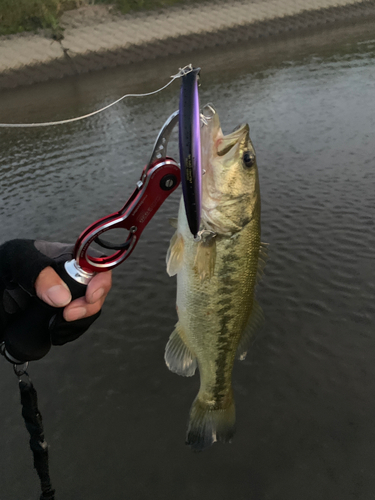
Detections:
14,362,55,500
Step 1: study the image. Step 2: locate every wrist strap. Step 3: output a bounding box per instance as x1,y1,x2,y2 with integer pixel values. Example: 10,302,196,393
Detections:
15,364,56,500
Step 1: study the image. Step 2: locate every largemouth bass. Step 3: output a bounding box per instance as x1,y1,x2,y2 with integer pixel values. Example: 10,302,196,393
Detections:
166,104,267,451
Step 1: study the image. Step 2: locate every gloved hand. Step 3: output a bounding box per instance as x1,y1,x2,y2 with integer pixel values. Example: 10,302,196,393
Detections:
0,239,112,363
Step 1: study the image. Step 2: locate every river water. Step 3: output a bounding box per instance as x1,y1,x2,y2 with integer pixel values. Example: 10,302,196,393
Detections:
0,19,374,500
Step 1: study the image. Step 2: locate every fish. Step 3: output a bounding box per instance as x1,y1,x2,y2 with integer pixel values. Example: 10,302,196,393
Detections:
166,104,267,451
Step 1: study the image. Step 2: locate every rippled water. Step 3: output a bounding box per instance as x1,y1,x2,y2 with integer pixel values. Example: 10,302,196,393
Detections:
1,20,375,500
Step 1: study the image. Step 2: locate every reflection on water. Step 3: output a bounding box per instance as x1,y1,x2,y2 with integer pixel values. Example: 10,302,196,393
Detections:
1,20,375,500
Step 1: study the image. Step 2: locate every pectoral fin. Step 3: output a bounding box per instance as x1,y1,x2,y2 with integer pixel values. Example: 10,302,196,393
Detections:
236,300,264,360
166,232,184,276
165,324,197,377
194,236,216,282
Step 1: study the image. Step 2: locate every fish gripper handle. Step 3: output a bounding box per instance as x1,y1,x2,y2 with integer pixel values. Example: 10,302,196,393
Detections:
3,261,89,363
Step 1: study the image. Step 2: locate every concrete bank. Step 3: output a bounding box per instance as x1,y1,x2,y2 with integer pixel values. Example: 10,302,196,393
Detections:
0,0,375,90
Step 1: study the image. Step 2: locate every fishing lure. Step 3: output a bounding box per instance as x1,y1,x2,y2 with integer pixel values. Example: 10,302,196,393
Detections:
179,67,202,237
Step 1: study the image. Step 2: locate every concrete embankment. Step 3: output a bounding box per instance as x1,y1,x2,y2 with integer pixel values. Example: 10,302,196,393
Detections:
0,0,375,89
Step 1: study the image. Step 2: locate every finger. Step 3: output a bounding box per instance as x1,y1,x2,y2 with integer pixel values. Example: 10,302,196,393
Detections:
85,271,112,304
35,266,72,307
63,295,106,322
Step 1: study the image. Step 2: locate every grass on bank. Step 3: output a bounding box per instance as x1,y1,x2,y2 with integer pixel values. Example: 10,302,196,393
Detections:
0,0,200,36
0,0,79,35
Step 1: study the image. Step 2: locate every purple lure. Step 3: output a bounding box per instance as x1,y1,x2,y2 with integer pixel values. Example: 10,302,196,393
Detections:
178,67,202,237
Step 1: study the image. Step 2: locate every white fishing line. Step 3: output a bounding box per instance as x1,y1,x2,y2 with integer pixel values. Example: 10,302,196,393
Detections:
0,65,193,128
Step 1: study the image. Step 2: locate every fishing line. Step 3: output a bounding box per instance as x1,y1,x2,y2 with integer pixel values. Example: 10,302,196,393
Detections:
0,65,193,128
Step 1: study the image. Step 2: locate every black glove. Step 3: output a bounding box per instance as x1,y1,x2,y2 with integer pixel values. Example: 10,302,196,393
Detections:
0,239,101,363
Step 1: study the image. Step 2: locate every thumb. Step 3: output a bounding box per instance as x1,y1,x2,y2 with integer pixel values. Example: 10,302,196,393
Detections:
35,266,72,307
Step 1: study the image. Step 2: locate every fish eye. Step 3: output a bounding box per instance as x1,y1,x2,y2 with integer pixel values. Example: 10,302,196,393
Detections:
243,151,255,168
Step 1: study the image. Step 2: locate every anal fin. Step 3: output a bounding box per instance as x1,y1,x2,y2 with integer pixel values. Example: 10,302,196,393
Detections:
165,324,197,377
237,300,264,360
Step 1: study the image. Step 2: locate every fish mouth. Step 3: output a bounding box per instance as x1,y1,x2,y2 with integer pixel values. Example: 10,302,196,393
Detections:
217,123,249,157
201,104,249,157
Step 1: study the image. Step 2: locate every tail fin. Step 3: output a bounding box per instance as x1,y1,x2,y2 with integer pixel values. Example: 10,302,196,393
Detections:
186,394,236,451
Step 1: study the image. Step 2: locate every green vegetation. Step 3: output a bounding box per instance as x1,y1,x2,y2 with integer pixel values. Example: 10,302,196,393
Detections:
0,0,81,35
0,0,200,36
